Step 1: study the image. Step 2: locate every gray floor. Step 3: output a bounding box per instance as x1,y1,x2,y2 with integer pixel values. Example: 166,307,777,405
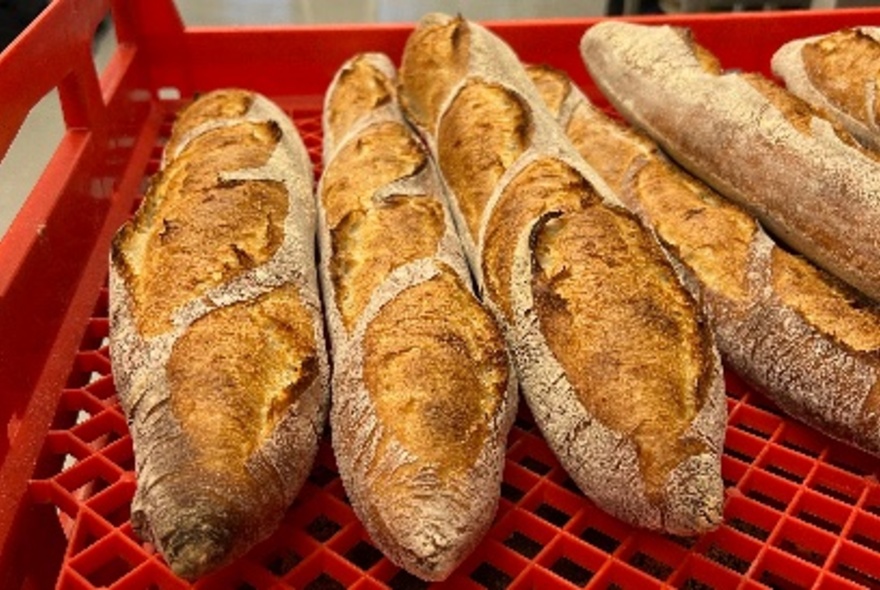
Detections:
0,0,873,237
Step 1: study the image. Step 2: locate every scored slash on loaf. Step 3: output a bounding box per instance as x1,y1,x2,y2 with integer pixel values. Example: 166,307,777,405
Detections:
399,13,727,536
773,27,880,152
528,64,880,457
318,53,517,581
109,90,330,580
580,22,880,304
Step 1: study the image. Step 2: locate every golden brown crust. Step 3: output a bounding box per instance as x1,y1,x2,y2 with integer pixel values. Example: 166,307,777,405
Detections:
330,196,445,329
398,15,471,130
531,208,712,498
537,80,756,303
363,269,508,478
326,55,396,144
320,119,442,329
169,285,317,471
321,121,426,228
802,29,880,130
770,249,880,353
321,52,516,580
124,122,286,337
631,159,756,303
401,14,726,534
437,81,532,241
525,65,571,119
742,73,870,152
582,22,880,303
165,89,253,157
482,157,592,320
544,57,880,456
679,28,723,75
567,102,652,196
109,90,329,579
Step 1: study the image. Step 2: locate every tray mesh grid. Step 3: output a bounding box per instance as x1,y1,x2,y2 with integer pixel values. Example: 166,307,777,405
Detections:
27,97,880,590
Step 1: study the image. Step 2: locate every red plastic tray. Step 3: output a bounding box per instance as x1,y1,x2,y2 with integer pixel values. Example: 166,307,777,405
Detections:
2,1,879,588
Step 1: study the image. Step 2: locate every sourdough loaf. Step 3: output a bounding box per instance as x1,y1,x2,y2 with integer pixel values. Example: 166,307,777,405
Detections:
109,90,329,580
581,22,880,303
318,53,516,580
399,14,727,535
773,27,880,152
530,64,880,457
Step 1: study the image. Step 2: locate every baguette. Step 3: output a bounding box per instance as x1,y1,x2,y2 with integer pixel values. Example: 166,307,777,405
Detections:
581,22,880,303
772,28,880,152
529,64,880,456
318,53,516,580
399,14,727,535
109,90,329,580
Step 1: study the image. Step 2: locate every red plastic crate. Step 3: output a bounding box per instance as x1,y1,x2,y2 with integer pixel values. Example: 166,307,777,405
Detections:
2,1,880,588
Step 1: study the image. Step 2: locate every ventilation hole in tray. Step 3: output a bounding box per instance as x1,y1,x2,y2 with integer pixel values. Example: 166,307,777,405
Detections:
82,554,136,587
764,463,803,483
305,515,341,542
470,562,512,589
745,488,788,511
67,472,115,501
735,422,772,439
304,573,345,590
729,517,770,541
779,435,822,458
777,539,826,567
724,445,754,465
307,464,338,487
114,452,135,475
579,527,620,553
519,456,550,475
388,569,430,590
835,562,880,588
680,579,713,590
534,503,570,527
722,475,739,489
549,556,593,586
345,540,383,571
514,414,535,432
69,518,106,554
852,534,880,553
265,548,302,577
667,535,698,549
758,570,808,590
504,531,542,559
100,497,132,528
560,477,581,495
628,551,674,580
705,544,750,574
237,584,256,590
825,443,879,477
500,482,525,503
796,510,842,534
812,482,857,504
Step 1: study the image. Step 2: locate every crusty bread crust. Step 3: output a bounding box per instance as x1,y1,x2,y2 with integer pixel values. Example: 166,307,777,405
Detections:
530,64,880,456
773,27,880,152
109,91,329,579
581,22,880,303
319,53,516,580
400,14,727,535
